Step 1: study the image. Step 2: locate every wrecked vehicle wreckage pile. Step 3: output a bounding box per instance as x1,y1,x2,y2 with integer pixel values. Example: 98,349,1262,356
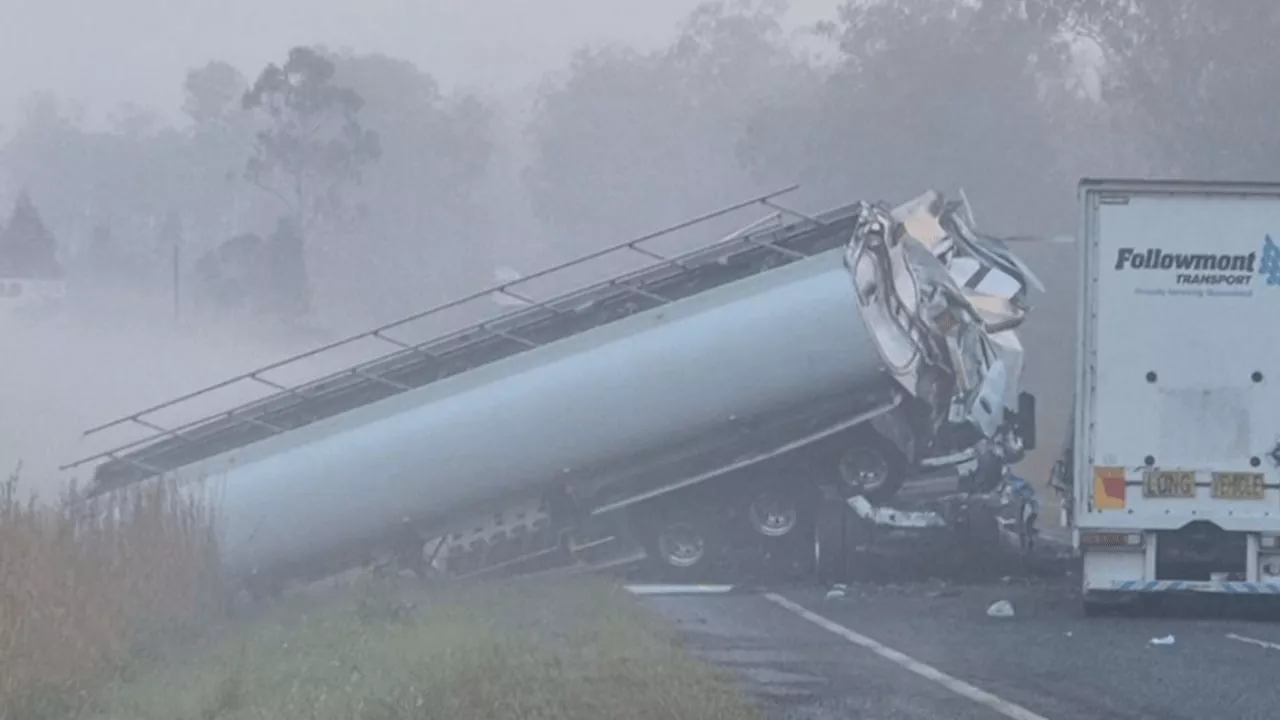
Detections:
63,185,1055,598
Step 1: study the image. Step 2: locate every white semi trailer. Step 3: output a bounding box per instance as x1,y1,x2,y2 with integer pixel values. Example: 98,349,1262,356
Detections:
1053,178,1280,614
66,187,1042,594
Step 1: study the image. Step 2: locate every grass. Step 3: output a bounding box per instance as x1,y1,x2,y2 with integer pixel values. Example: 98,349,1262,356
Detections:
0,467,223,718
87,575,760,720
0,466,760,719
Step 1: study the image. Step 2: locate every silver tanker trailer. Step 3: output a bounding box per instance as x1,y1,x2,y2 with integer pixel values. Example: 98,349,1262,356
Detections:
65,186,1042,594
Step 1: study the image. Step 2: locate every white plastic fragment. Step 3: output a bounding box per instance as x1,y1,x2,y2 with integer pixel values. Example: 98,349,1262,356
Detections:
1150,635,1175,646
986,600,1014,618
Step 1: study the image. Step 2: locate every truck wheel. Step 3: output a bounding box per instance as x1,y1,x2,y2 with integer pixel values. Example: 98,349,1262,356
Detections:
741,481,822,580
657,521,708,568
747,488,802,538
638,503,722,581
836,437,904,502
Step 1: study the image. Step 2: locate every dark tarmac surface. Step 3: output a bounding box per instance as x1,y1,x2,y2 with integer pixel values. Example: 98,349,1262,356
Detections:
636,571,1280,720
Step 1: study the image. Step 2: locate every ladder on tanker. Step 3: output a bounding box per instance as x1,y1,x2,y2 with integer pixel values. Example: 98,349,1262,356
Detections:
65,185,872,496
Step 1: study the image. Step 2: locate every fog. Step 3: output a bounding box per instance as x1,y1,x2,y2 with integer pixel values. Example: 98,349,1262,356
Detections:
0,313,310,494
2,0,1276,501
0,0,840,126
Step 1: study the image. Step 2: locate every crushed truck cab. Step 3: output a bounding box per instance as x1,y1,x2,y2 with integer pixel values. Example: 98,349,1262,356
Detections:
1062,179,1280,612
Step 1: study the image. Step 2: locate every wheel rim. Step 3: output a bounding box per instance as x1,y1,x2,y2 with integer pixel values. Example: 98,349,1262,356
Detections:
657,522,705,568
838,445,891,495
748,492,799,537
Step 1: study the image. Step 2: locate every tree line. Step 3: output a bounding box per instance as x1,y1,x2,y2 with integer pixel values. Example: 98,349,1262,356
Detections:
0,0,1272,332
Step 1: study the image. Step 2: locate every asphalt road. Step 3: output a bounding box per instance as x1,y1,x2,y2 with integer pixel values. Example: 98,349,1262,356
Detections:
635,575,1280,720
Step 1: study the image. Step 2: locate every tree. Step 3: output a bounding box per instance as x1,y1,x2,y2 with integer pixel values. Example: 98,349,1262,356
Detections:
262,217,310,318
109,102,161,139
523,0,814,250
194,232,267,316
0,192,62,279
241,46,382,235
193,219,309,320
740,0,1077,230
183,61,250,129
176,61,268,259
323,50,495,322
0,94,98,246
0,89,239,297
1053,0,1280,179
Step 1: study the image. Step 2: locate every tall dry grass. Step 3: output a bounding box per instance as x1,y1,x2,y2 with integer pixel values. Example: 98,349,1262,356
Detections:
0,467,224,716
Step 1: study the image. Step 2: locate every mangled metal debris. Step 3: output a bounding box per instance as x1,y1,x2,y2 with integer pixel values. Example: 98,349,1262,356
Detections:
986,600,1015,618
843,190,1038,470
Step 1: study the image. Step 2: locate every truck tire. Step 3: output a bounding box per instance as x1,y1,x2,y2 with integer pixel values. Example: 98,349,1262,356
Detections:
836,435,905,503
637,501,723,582
740,478,822,580
746,486,804,539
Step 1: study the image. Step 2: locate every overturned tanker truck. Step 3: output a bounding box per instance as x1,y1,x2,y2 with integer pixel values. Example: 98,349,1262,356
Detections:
65,186,1043,595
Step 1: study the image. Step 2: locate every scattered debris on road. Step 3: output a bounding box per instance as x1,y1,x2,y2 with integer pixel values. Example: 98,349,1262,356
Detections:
986,600,1015,618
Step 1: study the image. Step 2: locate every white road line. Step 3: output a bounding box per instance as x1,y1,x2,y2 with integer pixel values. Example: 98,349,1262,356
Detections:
1226,632,1280,651
764,593,1052,720
624,584,736,596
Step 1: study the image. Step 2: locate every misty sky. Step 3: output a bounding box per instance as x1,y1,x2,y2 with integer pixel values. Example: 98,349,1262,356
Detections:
2,0,840,128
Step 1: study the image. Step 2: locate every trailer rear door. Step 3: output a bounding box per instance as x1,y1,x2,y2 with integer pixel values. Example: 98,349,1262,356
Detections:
1076,179,1280,533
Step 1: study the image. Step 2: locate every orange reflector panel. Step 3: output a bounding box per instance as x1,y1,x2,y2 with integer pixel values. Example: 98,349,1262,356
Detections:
1093,466,1126,510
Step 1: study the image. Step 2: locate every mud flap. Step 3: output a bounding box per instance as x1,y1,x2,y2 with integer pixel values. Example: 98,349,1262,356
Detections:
814,486,868,583
814,496,847,584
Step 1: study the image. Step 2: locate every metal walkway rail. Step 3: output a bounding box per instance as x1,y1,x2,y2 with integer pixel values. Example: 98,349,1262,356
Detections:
67,186,872,496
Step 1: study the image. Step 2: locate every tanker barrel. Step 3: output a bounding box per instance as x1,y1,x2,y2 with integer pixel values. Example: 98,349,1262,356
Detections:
67,187,866,496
